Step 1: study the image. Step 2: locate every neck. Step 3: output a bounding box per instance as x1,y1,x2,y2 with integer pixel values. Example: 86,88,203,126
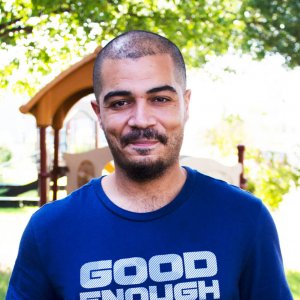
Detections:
101,162,187,213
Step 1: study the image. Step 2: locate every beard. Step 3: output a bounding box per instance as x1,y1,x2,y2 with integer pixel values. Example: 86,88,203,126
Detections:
104,128,183,182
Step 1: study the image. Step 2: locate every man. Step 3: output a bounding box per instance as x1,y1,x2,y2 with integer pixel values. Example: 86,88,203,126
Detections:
7,31,292,299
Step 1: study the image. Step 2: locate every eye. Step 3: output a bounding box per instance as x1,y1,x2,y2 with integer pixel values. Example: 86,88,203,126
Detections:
110,100,130,109
152,96,170,103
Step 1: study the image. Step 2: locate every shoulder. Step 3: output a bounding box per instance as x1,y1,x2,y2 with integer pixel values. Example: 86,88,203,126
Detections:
187,167,267,221
188,166,260,201
29,178,100,228
187,167,279,248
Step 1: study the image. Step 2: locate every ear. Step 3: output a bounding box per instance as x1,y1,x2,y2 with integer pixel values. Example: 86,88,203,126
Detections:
183,89,191,122
91,100,103,129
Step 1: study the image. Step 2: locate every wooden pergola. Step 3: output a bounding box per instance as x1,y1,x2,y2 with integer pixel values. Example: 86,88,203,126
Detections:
20,48,100,206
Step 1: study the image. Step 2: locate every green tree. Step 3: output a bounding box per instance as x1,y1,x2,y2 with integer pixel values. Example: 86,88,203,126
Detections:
240,0,300,68
0,145,12,183
206,114,300,209
206,114,246,156
0,0,299,95
0,146,12,164
245,149,300,209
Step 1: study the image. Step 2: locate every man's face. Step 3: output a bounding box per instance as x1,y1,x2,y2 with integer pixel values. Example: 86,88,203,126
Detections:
92,54,190,181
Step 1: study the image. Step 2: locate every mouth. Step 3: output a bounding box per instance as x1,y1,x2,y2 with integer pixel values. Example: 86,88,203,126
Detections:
121,128,168,148
128,140,159,156
130,139,159,148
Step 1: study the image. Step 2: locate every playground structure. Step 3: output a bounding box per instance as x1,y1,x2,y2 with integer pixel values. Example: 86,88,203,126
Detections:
18,48,100,205
16,48,247,206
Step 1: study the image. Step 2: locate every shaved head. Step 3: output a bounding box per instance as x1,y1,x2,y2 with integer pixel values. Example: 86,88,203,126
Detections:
93,30,186,102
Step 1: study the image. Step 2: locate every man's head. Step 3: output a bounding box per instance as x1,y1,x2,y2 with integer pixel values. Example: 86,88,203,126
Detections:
93,30,186,103
92,31,190,182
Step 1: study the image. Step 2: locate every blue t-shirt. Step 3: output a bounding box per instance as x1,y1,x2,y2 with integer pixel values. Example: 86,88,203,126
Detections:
6,168,292,299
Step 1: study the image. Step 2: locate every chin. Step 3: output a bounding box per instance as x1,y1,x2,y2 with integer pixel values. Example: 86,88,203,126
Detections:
106,135,181,182
123,159,169,182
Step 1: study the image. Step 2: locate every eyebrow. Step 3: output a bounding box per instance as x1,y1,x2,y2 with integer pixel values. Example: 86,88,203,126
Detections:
103,90,132,103
146,85,177,94
103,85,177,103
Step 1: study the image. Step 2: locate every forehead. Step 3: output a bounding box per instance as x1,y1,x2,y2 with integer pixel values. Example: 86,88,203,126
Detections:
99,54,179,95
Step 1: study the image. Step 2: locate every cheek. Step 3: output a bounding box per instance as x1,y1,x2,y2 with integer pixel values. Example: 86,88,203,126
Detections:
160,111,186,131
101,116,127,139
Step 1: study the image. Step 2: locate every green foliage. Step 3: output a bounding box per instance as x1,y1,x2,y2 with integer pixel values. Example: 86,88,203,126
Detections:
0,146,12,183
245,149,300,209
240,0,300,68
286,270,300,300
0,268,11,299
206,114,246,156
0,0,299,95
0,146,12,163
206,114,300,209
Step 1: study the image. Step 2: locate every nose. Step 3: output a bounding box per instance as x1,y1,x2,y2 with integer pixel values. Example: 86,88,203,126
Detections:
128,100,156,128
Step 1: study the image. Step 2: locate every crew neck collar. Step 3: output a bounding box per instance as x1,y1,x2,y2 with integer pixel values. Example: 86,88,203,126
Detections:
92,167,196,221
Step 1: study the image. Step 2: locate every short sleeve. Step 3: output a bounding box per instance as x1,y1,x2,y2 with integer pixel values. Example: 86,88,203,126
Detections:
239,203,293,299
6,219,57,300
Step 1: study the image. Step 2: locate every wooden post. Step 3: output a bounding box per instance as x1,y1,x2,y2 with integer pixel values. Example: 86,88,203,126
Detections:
237,144,247,190
52,128,60,201
39,126,48,206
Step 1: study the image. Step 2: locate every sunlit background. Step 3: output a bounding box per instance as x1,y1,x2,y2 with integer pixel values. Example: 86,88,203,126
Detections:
0,0,300,295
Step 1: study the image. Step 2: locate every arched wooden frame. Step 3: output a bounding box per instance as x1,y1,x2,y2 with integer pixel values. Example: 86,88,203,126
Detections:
20,48,100,206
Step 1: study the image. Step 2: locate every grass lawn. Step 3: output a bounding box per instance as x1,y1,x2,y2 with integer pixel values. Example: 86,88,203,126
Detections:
0,268,11,299
287,270,300,299
0,206,38,298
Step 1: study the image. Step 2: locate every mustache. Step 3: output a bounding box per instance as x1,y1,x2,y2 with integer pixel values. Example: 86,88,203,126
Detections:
121,128,168,146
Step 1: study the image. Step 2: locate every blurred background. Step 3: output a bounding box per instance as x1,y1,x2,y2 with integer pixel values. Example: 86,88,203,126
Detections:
0,0,299,298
